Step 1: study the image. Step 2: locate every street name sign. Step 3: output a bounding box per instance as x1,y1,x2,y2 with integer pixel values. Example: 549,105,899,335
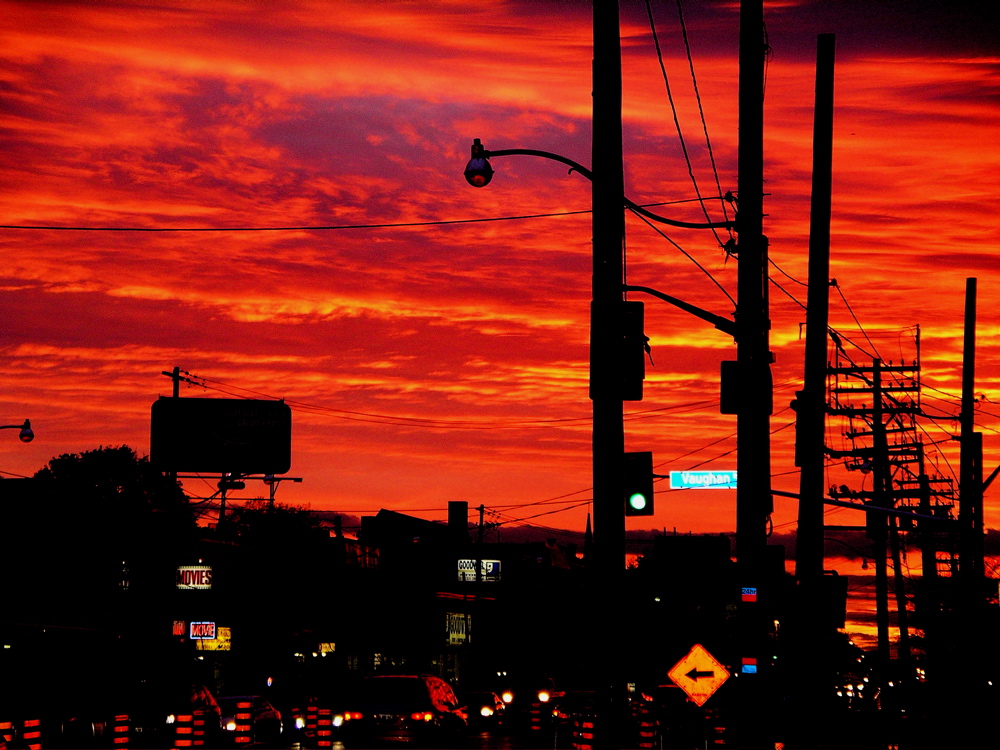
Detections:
667,643,730,706
669,470,737,489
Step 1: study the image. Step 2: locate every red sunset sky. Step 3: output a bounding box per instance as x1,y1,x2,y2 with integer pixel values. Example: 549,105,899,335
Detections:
1,0,998,587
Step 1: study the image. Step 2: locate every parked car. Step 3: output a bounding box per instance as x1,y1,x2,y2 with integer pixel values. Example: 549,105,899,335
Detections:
337,674,468,746
216,695,283,745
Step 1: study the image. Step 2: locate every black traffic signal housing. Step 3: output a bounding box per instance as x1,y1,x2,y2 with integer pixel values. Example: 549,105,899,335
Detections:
218,476,246,491
624,451,654,516
622,300,649,401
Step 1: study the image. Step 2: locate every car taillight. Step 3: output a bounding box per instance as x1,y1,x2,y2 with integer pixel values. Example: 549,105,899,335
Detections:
410,712,433,722
341,711,363,721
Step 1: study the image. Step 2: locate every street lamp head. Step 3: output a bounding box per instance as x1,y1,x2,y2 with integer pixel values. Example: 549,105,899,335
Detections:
18,419,33,443
464,138,494,187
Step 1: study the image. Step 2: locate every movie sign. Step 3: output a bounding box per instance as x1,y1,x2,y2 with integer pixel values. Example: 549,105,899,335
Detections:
189,621,216,640
176,565,213,590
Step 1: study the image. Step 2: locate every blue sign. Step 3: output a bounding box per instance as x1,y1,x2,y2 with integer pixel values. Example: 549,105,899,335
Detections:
669,471,737,489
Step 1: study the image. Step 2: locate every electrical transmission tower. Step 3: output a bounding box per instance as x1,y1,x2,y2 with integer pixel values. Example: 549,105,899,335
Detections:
826,330,959,676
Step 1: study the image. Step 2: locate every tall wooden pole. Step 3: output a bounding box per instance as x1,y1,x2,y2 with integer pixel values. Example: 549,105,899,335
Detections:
735,0,772,746
591,1,626,746
959,277,983,586
795,33,836,584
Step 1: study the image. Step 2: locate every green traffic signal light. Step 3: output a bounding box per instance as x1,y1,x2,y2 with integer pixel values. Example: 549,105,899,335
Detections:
627,491,649,512
624,451,654,516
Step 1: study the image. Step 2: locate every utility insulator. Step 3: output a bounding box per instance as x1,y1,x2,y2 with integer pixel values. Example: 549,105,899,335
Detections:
622,300,648,401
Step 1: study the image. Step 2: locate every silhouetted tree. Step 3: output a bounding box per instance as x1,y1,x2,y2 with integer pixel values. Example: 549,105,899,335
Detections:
24,445,198,597
34,444,192,522
224,497,326,547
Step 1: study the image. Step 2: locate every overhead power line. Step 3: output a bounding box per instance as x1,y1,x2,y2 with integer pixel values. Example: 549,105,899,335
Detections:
0,197,715,234
0,210,591,232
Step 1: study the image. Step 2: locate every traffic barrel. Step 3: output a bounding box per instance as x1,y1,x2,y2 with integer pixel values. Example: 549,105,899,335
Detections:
0,719,14,748
635,702,657,749
192,708,210,747
21,718,42,750
233,700,253,745
172,713,194,748
572,713,595,750
316,707,334,748
306,704,318,745
113,714,130,746
529,701,541,732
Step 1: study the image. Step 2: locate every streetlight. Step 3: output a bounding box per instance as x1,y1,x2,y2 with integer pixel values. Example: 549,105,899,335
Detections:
1,419,33,443
464,139,733,231
464,136,733,746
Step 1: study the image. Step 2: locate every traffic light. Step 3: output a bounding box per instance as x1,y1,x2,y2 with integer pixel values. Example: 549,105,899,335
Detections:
622,300,649,401
624,451,654,516
218,476,245,491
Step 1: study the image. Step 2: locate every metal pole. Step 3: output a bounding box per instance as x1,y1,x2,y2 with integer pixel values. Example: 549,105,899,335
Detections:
592,0,626,746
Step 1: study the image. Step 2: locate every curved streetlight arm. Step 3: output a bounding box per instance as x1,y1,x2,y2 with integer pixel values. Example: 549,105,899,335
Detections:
480,146,735,230
1,418,33,442
624,284,737,339
484,148,593,181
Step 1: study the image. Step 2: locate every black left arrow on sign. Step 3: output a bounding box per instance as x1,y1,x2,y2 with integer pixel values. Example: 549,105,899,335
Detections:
686,668,714,680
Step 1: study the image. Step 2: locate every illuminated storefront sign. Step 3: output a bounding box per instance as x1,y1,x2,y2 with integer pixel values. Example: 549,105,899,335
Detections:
446,612,470,645
176,565,213,590
189,621,216,640
669,470,737,489
196,626,231,651
457,559,501,582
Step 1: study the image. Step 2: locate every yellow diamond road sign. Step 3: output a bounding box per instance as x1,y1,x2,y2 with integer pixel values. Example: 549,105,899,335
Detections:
668,643,730,706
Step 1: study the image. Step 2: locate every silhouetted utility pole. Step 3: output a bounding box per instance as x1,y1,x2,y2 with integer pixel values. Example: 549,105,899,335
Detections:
871,360,892,671
959,277,984,591
734,0,773,746
791,33,836,737
794,33,835,588
591,0,627,746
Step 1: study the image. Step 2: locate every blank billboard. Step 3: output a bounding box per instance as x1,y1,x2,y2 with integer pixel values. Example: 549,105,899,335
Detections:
150,397,292,474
